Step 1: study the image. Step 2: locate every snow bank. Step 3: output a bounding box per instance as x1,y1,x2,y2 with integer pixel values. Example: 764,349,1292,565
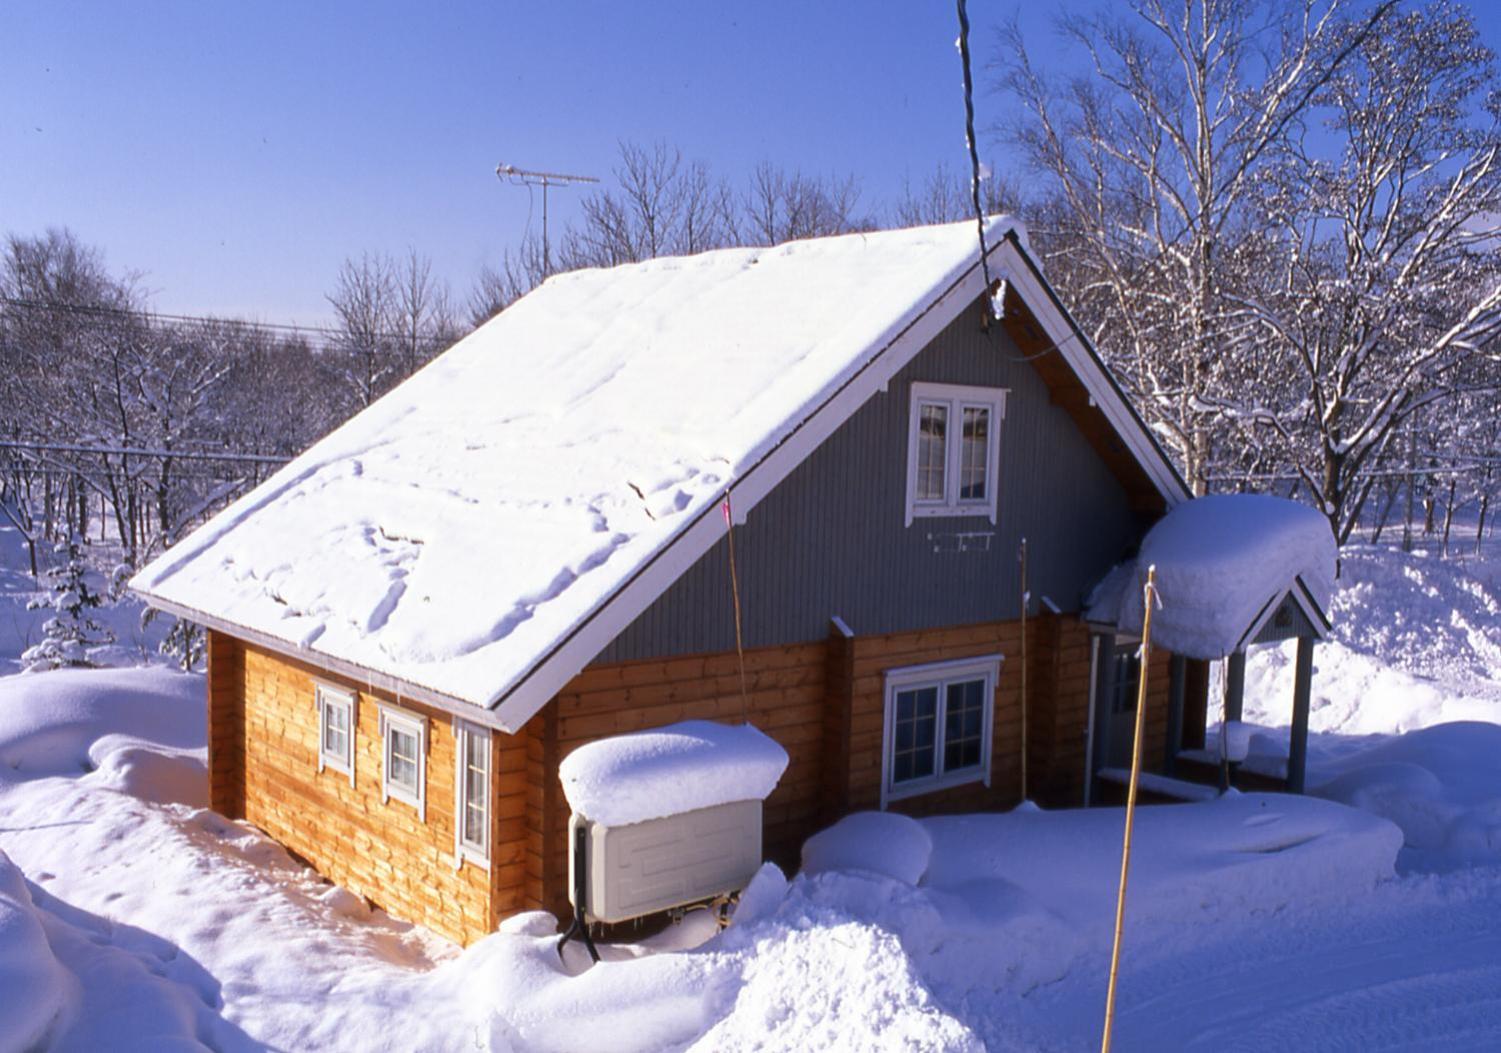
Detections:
1313,722,1501,871
1089,494,1336,658
801,811,933,885
0,667,204,801
558,720,789,826
921,793,1401,936
131,219,1025,715
0,850,75,1053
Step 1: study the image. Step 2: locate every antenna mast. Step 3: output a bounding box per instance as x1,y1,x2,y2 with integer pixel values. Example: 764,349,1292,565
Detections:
495,163,599,278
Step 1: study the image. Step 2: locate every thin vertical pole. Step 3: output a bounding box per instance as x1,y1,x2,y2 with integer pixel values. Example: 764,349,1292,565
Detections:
1101,565,1158,1053
1019,537,1029,802
541,178,551,278
724,494,750,727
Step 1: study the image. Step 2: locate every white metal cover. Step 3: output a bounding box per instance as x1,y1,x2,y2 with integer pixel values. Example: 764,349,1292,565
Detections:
571,799,763,924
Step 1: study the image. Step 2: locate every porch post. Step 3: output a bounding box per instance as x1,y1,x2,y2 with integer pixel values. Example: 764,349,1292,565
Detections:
1287,636,1315,794
1224,650,1246,723
1164,654,1186,777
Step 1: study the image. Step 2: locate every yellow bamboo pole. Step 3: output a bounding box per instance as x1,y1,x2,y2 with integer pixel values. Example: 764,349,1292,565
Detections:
1019,537,1029,802
1101,564,1159,1053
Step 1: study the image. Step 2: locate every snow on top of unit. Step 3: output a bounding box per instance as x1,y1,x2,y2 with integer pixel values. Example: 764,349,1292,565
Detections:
1086,494,1336,658
130,219,1021,711
558,720,789,826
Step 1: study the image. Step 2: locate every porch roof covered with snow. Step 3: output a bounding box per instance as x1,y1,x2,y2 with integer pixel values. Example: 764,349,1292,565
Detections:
130,218,1189,733
1085,493,1337,793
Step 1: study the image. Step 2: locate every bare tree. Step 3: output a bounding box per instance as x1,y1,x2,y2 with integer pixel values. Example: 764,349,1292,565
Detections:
996,0,1391,493
891,161,1024,227
560,141,739,268
741,162,867,245
1223,1,1501,541
326,252,399,409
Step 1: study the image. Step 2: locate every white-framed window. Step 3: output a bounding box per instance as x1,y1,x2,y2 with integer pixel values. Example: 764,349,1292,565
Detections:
315,682,356,785
453,720,491,869
881,654,1002,806
904,381,1007,526
379,706,428,821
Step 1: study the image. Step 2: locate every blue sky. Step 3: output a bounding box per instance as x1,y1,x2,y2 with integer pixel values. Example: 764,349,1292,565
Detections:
4,2,1498,325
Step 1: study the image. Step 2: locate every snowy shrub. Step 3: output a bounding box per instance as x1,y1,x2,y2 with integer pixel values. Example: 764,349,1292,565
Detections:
140,607,206,672
21,535,115,672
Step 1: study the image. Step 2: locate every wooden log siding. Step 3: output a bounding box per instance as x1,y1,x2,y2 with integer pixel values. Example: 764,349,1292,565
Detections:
206,615,1139,938
538,641,828,919
208,632,510,946
206,630,245,818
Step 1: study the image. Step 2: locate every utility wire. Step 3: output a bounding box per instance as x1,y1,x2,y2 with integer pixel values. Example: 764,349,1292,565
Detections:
0,296,452,348
955,0,995,311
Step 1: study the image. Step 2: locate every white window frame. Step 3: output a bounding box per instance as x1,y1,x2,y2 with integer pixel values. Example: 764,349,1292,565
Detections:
880,654,1002,807
379,705,428,822
314,682,357,787
453,720,492,870
904,381,1007,526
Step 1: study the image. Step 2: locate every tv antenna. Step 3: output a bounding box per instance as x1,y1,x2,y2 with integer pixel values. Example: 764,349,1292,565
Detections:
495,163,599,278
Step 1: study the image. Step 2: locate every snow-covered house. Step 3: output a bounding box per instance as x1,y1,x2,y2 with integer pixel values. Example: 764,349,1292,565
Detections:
133,218,1229,945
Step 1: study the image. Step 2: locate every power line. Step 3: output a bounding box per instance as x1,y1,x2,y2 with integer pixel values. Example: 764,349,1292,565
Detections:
0,438,290,465
0,296,454,348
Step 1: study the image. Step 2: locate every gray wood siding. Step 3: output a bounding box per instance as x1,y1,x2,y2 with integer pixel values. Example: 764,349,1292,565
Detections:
595,302,1144,663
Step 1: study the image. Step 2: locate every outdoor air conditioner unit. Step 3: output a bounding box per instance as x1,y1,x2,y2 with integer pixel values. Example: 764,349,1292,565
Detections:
568,798,763,925
554,720,788,962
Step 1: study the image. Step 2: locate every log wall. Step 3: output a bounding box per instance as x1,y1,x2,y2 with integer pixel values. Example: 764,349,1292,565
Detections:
206,631,525,945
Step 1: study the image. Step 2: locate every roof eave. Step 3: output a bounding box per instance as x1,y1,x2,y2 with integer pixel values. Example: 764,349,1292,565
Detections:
133,590,518,732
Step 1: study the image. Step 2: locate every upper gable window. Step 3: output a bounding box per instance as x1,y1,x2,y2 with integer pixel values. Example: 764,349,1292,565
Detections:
904,382,1007,526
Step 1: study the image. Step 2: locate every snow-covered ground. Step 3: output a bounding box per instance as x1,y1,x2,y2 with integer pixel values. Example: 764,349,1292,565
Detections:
1,530,1500,1051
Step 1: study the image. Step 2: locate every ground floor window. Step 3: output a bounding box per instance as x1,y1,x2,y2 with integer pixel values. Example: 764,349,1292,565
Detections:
315,683,356,785
882,654,1002,806
454,721,491,868
379,706,428,821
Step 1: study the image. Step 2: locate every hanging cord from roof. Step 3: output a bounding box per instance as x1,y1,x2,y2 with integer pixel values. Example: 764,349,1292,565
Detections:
955,0,999,330
722,493,751,727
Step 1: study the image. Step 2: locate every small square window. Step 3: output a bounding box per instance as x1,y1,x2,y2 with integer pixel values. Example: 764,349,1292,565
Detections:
882,655,1001,806
380,707,428,821
905,382,1006,525
315,683,356,785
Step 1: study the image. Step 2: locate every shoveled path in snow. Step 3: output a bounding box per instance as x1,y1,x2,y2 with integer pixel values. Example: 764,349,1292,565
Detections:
983,866,1501,1052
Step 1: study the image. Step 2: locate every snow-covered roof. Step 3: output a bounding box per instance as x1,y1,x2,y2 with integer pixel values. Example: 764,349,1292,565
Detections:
133,218,1187,730
1085,494,1336,658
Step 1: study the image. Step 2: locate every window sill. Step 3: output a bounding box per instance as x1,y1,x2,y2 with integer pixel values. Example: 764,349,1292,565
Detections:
906,503,997,526
885,768,988,804
454,845,491,872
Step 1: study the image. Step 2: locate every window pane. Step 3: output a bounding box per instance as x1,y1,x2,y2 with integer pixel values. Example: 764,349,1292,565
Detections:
321,701,349,762
1112,650,1142,714
389,727,419,790
917,404,948,501
460,730,489,850
960,407,989,501
892,687,938,783
943,678,986,773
